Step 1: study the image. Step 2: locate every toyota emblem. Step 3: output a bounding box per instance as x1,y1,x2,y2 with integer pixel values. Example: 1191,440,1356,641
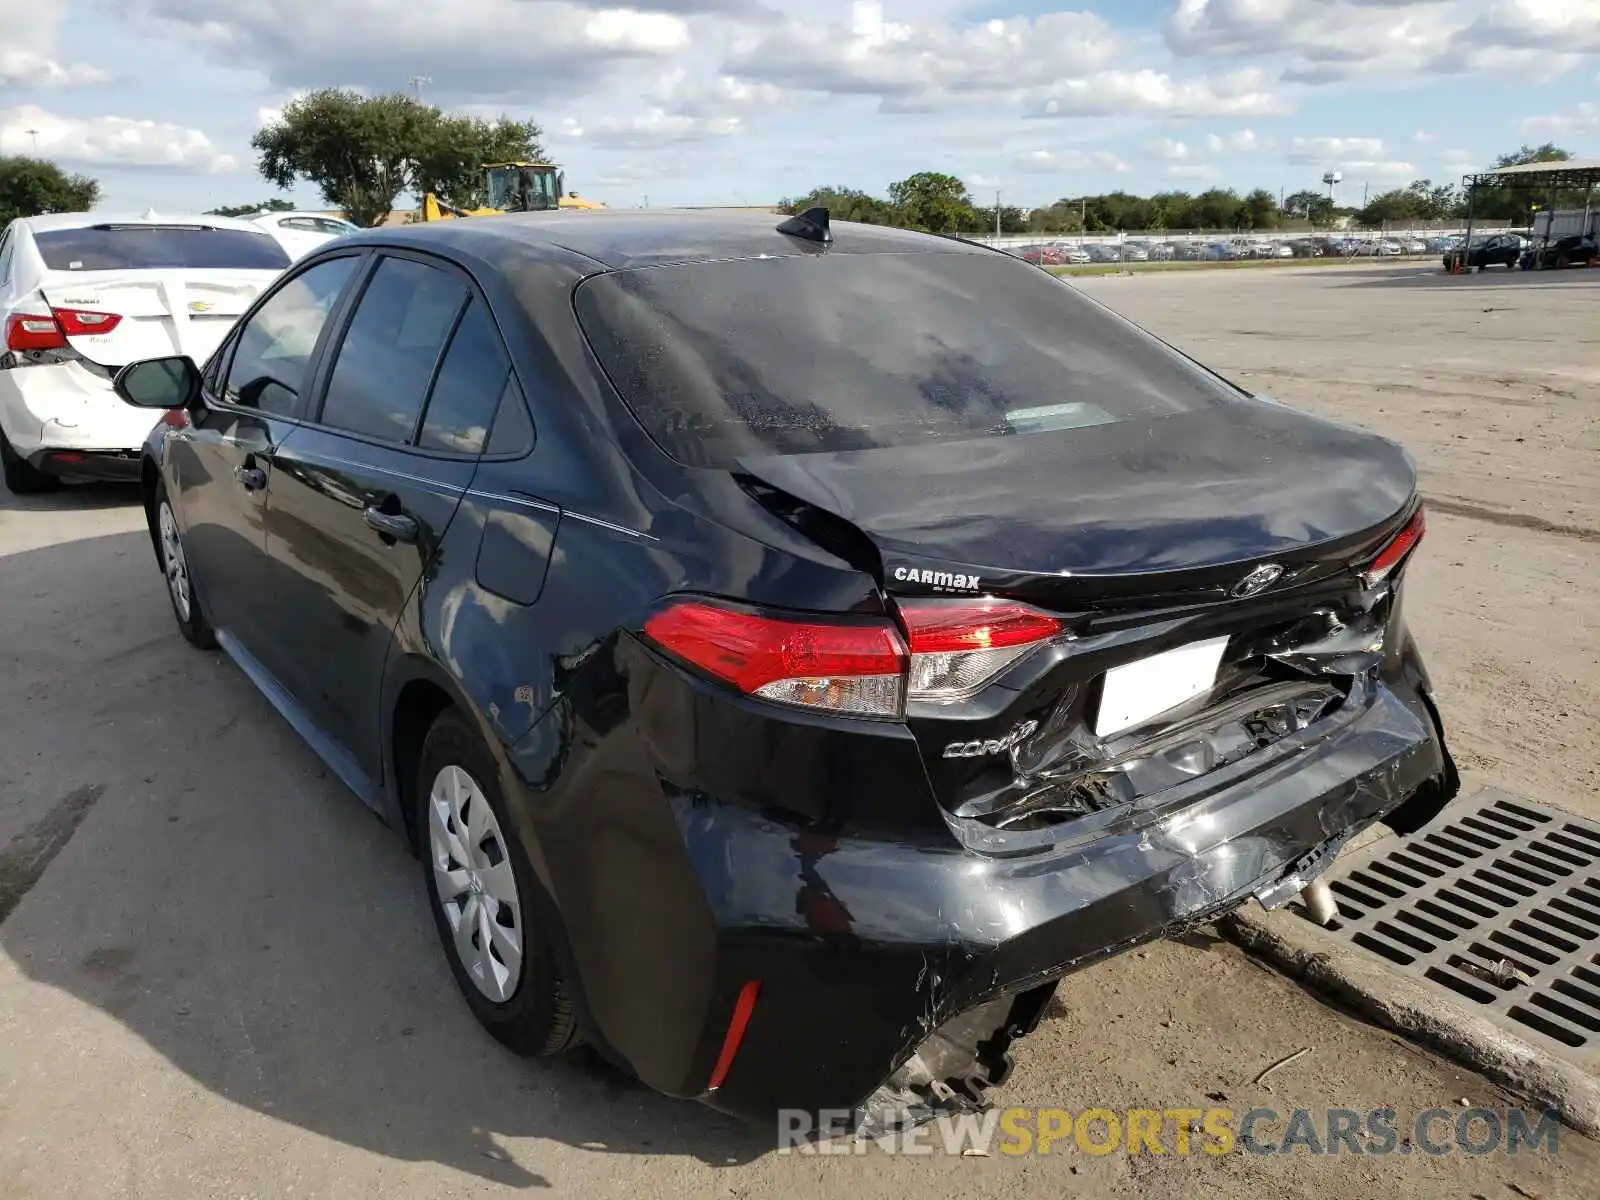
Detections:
1230,563,1284,598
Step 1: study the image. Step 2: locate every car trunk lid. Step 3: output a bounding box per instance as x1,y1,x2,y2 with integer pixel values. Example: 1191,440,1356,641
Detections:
39,270,279,369
737,398,1416,607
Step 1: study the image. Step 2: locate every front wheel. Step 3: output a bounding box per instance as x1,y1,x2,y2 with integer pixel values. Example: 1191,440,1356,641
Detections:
419,709,580,1056
155,490,216,648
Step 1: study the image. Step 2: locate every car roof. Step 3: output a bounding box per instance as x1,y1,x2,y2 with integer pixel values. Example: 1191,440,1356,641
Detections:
16,211,274,235
253,211,355,223
341,208,993,270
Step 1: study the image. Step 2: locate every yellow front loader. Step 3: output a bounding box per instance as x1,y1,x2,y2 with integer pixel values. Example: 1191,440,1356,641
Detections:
421,162,606,221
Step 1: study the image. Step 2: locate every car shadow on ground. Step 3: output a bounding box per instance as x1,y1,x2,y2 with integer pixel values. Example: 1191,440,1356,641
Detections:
0,478,143,512
0,528,770,1187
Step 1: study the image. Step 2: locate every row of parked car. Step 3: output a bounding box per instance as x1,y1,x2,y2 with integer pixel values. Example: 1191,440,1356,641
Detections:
1450,230,1598,271
1012,232,1499,266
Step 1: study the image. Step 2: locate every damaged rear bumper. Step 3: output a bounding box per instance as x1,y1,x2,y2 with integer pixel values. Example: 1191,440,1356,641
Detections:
681,668,1454,1124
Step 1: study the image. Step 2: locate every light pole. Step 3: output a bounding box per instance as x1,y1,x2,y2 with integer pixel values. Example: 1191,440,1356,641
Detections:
25,128,39,155
995,188,1002,241
408,75,431,100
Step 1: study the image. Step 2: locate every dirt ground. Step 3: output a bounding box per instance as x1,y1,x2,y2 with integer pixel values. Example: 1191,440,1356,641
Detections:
0,262,1596,1198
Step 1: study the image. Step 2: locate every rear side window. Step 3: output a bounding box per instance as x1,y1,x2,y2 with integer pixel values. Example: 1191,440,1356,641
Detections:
573,253,1240,470
223,256,358,417
33,225,290,271
318,256,466,443
417,298,509,454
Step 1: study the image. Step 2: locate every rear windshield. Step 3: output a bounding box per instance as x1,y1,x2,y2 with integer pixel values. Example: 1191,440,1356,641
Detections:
34,225,290,272
574,252,1241,470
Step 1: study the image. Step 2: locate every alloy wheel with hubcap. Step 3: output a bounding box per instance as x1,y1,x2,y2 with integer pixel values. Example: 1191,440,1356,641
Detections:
429,764,524,1003
159,501,192,622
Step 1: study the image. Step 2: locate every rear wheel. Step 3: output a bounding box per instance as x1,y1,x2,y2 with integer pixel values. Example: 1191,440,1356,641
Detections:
0,428,59,494
419,709,580,1056
155,489,216,648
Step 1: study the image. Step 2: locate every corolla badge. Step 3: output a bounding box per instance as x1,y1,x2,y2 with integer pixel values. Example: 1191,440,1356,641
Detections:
943,719,1039,759
1230,563,1285,598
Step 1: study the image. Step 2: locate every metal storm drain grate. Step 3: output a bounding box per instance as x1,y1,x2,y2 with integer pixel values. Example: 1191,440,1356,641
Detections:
1296,788,1600,1061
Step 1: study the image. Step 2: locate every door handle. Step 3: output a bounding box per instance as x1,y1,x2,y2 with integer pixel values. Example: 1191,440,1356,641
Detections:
235,465,267,491
362,505,418,544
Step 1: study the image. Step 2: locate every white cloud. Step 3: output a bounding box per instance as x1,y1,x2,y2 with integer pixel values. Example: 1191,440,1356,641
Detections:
0,105,237,173
560,110,744,148
1515,101,1600,137
1286,135,1386,163
723,5,1120,110
1026,67,1285,119
1343,160,1418,180
1164,163,1219,181
1204,128,1261,153
1165,0,1597,85
120,1,694,100
1013,148,1133,174
0,3,110,88
1148,138,1192,160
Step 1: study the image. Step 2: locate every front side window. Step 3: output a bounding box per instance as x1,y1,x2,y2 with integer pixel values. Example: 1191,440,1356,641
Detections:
223,255,358,417
318,256,466,443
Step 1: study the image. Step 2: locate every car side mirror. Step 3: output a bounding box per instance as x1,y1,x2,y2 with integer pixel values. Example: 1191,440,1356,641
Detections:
114,356,202,409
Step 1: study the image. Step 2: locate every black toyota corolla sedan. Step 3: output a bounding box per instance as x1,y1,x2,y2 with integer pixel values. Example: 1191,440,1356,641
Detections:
112,208,1457,1126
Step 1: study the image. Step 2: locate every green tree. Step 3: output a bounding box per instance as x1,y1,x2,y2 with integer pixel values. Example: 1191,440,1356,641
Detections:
1496,143,1570,168
887,172,974,233
0,156,100,225
778,186,900,225
1469,144,1576,223
414,114,546,210
253,89,434,227
1240,187,1280,229
1189,188,1243,230
205,198,295,218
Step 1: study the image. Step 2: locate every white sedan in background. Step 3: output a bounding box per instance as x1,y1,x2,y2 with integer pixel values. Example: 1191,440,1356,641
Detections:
0,211,289,493
248,211,361,259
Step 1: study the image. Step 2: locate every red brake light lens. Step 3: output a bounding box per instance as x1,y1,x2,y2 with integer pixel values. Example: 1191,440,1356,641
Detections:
1362,507,1426,587
52,307,122,337
643,600,908,717
5,312,66,352
896,600,1063,703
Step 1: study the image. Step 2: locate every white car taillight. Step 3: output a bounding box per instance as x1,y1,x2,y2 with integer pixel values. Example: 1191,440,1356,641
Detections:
643,599,909,718
896,600,1064,703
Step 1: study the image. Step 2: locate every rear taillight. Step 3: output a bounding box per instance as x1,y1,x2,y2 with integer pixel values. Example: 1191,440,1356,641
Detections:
1362,506,1426,587
643,600,908,717
52,307,122,336
897,600,1063,703
4,312,66,352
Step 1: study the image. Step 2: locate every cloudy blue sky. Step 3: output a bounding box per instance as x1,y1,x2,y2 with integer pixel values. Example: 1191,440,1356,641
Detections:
1,0,1595,214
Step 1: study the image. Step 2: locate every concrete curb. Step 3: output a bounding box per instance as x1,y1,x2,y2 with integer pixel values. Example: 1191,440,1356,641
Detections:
1220,903,1600,1139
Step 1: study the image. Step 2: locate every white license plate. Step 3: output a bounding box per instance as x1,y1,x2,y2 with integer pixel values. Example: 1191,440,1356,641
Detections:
1093,636,1230,738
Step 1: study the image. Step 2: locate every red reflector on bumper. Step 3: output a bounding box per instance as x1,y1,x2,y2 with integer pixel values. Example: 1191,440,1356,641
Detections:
707,980,762,1092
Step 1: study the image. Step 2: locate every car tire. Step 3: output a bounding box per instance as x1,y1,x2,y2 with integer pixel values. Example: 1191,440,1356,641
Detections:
153,486,217,649
418,708,581,1057
0,427,60,494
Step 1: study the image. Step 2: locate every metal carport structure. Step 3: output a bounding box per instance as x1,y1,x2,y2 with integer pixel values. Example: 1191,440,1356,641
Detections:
1451,158,1600,272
